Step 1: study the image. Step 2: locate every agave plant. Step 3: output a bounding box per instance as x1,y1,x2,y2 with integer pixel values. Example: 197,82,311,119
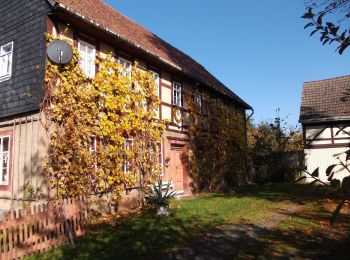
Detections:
144,179,176,216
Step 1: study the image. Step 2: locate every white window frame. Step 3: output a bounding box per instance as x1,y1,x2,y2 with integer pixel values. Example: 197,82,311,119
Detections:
151,71,160,97
89,136,97,153
78,39,96,78
0,135,10,186
123,138,133,173
119,57,132,78
0,42,14,82
173,81,182,107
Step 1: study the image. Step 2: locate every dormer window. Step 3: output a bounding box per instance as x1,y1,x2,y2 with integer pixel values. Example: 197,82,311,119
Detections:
0,42,14,82
78,40,96,78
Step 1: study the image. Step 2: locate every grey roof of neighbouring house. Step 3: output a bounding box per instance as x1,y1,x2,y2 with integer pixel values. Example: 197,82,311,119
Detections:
299,75,350,123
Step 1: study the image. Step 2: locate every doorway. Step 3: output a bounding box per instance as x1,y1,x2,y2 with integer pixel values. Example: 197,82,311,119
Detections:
169,143,190,192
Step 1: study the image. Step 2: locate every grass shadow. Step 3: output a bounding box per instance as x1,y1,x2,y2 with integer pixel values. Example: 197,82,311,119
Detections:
27,183,349,259
28,208,227,259
163,222,350,259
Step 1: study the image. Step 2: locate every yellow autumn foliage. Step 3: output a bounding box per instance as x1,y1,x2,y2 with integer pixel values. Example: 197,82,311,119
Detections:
43,34,165,199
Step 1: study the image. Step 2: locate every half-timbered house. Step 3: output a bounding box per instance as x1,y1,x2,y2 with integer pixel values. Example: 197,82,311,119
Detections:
0,0,251,212
300,75,350,182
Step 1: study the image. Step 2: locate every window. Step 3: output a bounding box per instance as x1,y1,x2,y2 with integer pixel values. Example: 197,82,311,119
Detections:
89,136,97,153
134,66,146,93
123,138,133,173
119,57,132,78
78,40,96,78
150,142,163,176
194,92,202,111
151,71,160,96
0,135,10,185
173,81,182,107
0,42,14,82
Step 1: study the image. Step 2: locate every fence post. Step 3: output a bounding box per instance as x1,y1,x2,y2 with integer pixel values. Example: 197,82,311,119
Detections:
0,197,87,259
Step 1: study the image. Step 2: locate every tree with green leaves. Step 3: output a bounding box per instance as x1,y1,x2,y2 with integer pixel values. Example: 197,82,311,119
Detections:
302,0,350,54
248,110,303,183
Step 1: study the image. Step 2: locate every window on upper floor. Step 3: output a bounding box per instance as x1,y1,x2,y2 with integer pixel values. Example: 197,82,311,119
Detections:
89,135,97,153
173,81,182,107
194,92,202,111
0,134,11,186
151,71,160,97
78,40,96,78
119,57,132,78
123,138,133,173
0,42,14,82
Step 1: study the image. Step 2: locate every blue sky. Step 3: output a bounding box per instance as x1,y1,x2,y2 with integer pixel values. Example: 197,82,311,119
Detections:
105,0,350,126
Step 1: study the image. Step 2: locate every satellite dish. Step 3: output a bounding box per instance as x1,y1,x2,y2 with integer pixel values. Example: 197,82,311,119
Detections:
47,40,73,65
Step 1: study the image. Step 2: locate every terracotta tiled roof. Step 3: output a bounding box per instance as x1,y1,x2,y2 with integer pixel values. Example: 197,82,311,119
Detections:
300,75,350,123
52,0,251,109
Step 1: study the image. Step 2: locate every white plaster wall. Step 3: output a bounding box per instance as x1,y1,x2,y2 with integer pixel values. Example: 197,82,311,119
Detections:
304,147,350,183
305,125,332,139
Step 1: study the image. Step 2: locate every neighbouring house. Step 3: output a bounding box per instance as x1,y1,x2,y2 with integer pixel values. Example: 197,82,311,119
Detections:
300,75,350,183
0,0,251,212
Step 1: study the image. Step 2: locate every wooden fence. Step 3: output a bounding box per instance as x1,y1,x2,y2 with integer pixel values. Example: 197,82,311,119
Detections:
0,197,87,260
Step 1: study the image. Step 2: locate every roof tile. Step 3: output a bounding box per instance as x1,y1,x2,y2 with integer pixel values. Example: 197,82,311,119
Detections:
53,0,251,108
300,75,350,122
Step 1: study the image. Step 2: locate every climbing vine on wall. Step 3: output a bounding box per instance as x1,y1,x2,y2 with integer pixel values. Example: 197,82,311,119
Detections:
186,92,248,191
43,34,165,199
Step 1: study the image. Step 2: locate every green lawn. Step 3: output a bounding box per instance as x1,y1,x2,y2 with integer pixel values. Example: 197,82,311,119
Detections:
27,184,350,259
